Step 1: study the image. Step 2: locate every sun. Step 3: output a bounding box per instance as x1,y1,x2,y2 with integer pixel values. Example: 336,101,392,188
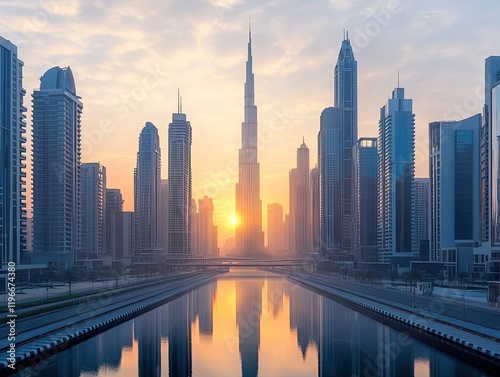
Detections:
230,216,237,226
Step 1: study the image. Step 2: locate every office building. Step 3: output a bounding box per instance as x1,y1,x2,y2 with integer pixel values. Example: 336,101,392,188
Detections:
294,140,311,255
0,36,27,267
161,179,168,254
267,203,284,255
81,162,106,257
429,114,481,275
168,106,192,255
377,87,416,262
310,166,320,253
105,188,123,259
198,196,218,257
353,138,378,262
415,178,430,246
334,34,357,253
288,168,297,254
487,57,500,247
318,107,342,253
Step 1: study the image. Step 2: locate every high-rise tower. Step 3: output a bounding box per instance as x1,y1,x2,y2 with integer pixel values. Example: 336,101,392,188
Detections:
295,140,311,255
486,57,500,247
334,34,357,253
134,122,161,262
168,104,192,255
235,24,264,255
429,115,481,273
318,107,343,253
32,66,82,265
353,138,378,262
81,162,106,256
377,87,416,262
0,36,27,266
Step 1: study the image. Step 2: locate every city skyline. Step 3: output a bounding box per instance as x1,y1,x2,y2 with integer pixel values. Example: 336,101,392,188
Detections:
2,1,500,245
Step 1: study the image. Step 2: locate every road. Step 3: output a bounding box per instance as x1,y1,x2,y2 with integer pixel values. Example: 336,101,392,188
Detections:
299,272,500,331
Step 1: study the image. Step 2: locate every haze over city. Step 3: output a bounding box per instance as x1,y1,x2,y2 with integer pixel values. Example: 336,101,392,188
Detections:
2,0,500,245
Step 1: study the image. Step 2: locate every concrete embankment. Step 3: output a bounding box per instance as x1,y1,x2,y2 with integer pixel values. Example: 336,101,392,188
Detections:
286,273,500,372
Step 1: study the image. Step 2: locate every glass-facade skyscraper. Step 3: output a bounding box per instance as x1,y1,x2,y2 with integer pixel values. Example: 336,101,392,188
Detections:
318,107,342,253
134,122,161,261
0,36,27,267
429,115,481,274
168,110,192,255
81,162,106,256
487,57,500,247
32,66,82,264
353,138,378,262
377,87,416,262
334,36,357,253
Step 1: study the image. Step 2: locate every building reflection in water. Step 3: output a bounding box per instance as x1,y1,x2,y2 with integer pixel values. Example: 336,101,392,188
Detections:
287,280,320,359
192,281,217,336
10,276,493,377
135,310,161,377
164,294,192,377
236,280,263,377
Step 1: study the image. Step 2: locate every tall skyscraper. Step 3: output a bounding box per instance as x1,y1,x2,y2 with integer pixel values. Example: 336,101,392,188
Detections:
288,168,297,254
481,56,500,246
429,115,481,274
160,179,169,254
334,35,357,253
352,138,378,262
168,106,192,255
235,25,264,256
295,140,311,255
134,122,161,262
191,199,199,255
310,166,320,253
198,196,217,257
377,87,416,262
117,211,134,261
105,188,123,259
0,36,27,267
32,66,82,265
267,203,284,255
415,178,430,246
318,107,342,254
81,162,106,257
487,57,500,248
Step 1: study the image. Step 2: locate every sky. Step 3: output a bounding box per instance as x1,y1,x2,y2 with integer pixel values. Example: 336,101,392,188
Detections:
2,0,499,247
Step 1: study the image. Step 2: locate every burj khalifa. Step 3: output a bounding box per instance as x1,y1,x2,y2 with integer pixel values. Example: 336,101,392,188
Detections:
235,24,265,256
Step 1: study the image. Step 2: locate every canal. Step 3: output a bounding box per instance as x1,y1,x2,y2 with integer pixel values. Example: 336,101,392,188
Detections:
13,269,493,376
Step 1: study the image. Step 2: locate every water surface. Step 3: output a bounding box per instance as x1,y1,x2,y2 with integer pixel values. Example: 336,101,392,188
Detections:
13,269,492,376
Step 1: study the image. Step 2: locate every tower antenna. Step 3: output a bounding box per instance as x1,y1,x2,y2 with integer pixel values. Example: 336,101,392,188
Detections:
398,70,400,88
177,89,180,113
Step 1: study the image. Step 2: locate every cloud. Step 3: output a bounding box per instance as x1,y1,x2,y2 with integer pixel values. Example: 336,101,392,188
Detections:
5,0,500,240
